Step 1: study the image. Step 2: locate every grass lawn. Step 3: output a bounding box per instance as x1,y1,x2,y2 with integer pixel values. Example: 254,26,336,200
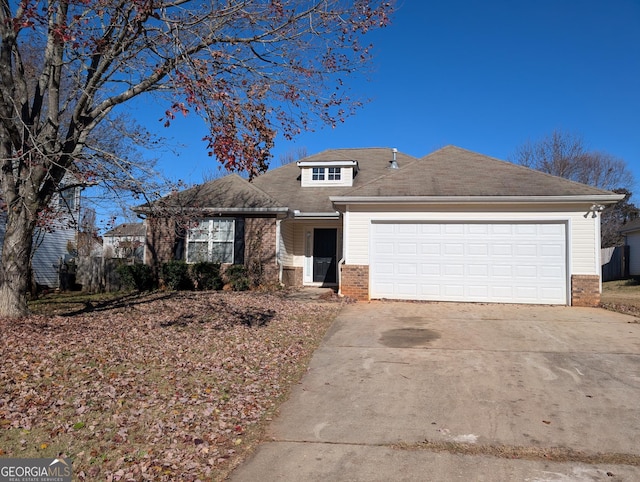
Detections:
0,290,343,481
601,279,640,319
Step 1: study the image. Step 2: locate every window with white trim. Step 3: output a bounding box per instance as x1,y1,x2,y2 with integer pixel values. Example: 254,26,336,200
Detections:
58,186,78,212
311,167,342,182
186,218,234,263
312,167,325,181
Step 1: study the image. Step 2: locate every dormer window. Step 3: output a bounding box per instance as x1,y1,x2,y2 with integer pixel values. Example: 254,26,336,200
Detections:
311,167,342,181
298,161,356,187
312,167,325,181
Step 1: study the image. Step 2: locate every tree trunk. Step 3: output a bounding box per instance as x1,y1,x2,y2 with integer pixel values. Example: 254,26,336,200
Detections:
0,208,37,317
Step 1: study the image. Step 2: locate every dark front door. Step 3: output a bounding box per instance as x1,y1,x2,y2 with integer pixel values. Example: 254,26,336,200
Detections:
313,229,337,284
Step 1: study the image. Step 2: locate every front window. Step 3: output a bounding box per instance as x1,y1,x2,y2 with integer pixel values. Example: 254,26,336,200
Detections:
328,167,341,180
58,186,77,211
312,167,325,181
186,218,234,263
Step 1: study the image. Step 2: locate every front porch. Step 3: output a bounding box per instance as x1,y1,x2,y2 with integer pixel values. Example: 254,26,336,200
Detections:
278,218,343,289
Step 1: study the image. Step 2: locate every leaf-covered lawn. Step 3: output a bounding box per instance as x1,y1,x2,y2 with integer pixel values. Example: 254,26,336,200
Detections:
0,291,343,481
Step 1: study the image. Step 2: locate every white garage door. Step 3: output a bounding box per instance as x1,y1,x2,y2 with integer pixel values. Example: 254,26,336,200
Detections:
370,222,567,304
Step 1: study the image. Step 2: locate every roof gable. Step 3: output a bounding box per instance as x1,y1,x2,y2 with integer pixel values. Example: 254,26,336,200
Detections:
145,173,284,212
252,148,419,212
104,223,146,237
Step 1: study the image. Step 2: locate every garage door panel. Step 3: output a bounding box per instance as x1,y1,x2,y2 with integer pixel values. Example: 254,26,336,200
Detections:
421,263,440,275
444,243,464,255
491,286,514,298
397,283,418,295
515,244,537,257
492,224,514,235
370,222,567,304
420,284,442,296
398,243,417,255
541,224,564,235
491,265,513,277
468,244,489,256
445,224,464,235
398,224,418,235
397,263,417,275
541,265,564,278
514,265,538,278
467,285,489,297
375,262,394,275
492,244,513,256
444,285,464,296
444,264,464,276
467,264,489,277
421,243,441,255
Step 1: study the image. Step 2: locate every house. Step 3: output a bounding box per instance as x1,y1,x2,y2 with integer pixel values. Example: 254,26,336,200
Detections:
0,183,81,289
620,219,640,277
103,223,146,262
137,146,623,306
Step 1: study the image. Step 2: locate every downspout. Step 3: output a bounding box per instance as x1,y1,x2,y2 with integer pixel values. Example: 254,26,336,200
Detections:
338,209,349,297
596,210,602,294
276,219,283,286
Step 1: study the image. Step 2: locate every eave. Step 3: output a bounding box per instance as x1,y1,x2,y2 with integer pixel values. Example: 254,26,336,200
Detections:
330,194,626,206
292,210,341,220
135,206,290,217
297,160,358,168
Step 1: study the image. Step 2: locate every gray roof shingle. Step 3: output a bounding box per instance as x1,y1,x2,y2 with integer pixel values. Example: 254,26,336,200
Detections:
145,146,619,215
104,223,146,237
341,146,615,198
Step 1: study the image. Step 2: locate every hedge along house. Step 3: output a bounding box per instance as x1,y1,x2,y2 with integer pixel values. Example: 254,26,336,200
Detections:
137,146,623,306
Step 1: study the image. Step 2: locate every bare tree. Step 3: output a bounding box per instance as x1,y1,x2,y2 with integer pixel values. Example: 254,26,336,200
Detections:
0,0,394,317
279,146,309,166
510,130,634,191
510,130,637,247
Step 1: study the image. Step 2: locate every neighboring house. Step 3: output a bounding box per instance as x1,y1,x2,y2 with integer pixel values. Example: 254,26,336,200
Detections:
620,219,640,276
103,223,146,262
137,146,623,306
0,183,81,289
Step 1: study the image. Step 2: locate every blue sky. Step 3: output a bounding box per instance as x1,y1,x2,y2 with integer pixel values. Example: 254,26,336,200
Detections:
109,0,640,224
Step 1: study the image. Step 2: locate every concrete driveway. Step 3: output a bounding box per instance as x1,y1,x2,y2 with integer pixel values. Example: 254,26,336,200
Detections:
231,302,640,481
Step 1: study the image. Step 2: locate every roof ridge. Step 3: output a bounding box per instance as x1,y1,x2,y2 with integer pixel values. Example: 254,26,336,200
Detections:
201,173,283,205
423,145,617,196
341,150,422,196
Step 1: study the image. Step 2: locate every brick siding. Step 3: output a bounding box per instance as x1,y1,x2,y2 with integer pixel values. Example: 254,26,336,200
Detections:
340,264,369,300
144,217,179,278
145,215,279,285
571,274,600,307
244,217,278,285
282,267,303,287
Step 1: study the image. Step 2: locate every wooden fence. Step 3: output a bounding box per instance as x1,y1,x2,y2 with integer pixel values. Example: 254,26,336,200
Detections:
601,246,629,282
76,257,126,293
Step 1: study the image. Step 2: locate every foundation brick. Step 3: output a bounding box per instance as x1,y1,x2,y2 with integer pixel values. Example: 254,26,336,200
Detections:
571,274,600,307
340,264,369,301
282,267,303,287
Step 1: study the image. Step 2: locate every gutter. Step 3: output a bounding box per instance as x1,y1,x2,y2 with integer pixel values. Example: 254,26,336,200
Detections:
293,210,341,219
135,206,291,216
329,194,626,205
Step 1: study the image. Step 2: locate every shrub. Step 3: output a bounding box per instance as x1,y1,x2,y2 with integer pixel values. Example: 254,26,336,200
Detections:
225,264,250,291
190,262,223,291
162,261,193,290
116,263,153,292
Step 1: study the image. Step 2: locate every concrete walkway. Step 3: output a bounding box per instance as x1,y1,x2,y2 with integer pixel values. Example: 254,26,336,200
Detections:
231,302,640,481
